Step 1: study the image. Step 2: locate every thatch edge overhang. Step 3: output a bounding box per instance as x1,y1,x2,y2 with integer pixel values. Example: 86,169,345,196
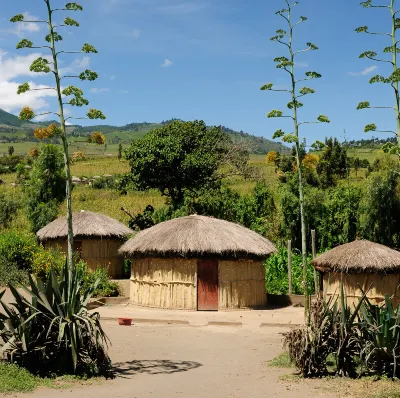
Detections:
311,239,400,275
37,211,133,241
118,214,277,260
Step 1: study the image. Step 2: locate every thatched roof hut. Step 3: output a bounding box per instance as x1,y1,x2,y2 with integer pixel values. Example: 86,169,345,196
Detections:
37,211,133,278
119,215,277,311
311,240,400,306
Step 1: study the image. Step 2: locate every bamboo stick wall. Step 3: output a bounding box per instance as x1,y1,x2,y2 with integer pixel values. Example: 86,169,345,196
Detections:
130,258,197,310
44,238,126,279
323,272,400,307
130,257,267,310
219,260,267,309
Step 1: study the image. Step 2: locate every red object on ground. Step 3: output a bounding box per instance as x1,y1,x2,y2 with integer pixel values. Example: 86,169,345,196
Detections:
118,317,132,326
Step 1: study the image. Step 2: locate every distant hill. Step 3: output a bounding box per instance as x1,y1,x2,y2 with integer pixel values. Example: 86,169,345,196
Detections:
0,109,290,155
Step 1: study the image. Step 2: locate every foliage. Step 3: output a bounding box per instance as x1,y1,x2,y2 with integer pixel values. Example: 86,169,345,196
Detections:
0,231,37,272
0,257,29,287
0,155,24,174
0,362,38,393
128,204,155,231
0,193,19,229
266,151,279,164
124,120,234,205
8,146,14,156
316,137,348,188
359,170,400,246
0,264,112,376
92,175,117,190
24,145,66,233
88,132,106,145
264,247,315,295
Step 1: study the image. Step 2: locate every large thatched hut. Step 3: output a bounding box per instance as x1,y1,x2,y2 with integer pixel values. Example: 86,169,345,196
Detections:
37,211,133,278
119,215,277,311
312,240,400,306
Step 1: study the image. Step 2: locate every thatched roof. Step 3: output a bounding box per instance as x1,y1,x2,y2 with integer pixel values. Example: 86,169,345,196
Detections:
37,211,133,241
312,240,400,274
119,215,277,260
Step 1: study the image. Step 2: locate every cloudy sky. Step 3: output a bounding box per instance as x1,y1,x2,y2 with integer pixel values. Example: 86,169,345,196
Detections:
0,0,397,143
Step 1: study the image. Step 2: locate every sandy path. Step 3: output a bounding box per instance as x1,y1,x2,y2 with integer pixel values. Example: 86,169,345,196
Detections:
8,322,335,398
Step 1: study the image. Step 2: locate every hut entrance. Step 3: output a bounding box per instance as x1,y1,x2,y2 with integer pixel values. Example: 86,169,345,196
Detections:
197,259,218,311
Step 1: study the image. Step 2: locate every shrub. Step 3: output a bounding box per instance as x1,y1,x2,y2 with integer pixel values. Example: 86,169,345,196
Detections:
0,265,112,377
0,193,20,229
92,176,117,190
265,247,315,295
0,257,28,287
31,246,66,279
0,231,37,272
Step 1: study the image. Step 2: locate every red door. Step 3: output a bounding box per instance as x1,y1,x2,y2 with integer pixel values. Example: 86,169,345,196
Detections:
197,259,218,311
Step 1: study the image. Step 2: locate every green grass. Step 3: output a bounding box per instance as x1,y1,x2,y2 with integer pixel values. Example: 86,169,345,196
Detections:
268,352,293,368
0,361,104,394
0,362,38,393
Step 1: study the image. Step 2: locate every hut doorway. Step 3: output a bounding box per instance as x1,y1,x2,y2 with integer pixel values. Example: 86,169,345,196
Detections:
197,259,218,311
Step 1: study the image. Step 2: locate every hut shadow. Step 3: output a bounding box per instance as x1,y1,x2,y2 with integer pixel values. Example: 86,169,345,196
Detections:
113,359,202,378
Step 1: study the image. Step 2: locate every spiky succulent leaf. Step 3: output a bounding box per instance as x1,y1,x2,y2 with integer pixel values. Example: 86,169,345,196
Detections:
357,101,370,110
260,83,273,91
17,82,30,94
267,110,283,118
364,123,377,132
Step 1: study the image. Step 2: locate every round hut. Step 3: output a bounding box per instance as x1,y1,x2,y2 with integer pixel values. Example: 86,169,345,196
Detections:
119,215,277,311
37,210,133,278
311,240,400,306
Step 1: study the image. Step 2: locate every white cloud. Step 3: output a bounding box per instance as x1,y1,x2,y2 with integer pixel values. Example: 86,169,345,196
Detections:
1,12,42,37
90,87,109,93
119,90,129,94
110,75,116,81
131,28,141,39
349,66,378,77
59,56,90,75
161,58,173,67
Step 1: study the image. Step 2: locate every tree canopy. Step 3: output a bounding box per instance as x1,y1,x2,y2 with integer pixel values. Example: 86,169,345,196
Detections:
125,120,234,205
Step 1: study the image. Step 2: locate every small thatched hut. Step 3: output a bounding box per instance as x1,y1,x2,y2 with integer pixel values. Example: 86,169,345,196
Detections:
119,215,277,311
37,211,133,278
312,240,400,306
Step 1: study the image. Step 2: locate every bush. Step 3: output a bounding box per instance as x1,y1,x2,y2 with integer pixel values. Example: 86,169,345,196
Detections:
92,176,117,190
31,246,66,279
0,193,20,229
0,257,28,287
0,265,112,377
0,231,37,272
265,247,315,295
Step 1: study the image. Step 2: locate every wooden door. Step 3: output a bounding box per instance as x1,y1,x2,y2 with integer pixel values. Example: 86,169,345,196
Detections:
197,259,218,311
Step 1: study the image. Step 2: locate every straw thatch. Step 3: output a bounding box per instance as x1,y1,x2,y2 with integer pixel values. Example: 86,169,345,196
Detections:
37,210,133,241
312,240,400,274
119,215,277,260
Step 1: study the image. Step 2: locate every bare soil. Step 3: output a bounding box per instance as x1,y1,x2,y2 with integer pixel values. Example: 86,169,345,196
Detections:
8,322,336,398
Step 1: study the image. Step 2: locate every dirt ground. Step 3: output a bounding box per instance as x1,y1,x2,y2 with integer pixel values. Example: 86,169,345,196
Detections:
8,321,338,398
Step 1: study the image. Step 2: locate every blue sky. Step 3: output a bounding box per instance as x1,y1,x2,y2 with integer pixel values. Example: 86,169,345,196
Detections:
0,0,397,144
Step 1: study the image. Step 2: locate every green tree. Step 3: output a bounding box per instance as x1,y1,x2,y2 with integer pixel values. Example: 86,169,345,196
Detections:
118,143,123,160
261,0,330,321
125,120,234,206
354,157,361,177
359,170,400,246
355,0,400,156
0,193,19,229
316,137,348,188
7,146,14,156
24,145,66,233
11,2,106,270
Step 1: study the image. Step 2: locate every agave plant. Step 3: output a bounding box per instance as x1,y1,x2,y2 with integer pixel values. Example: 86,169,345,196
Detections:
358,290,400,379
0,263,111,376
